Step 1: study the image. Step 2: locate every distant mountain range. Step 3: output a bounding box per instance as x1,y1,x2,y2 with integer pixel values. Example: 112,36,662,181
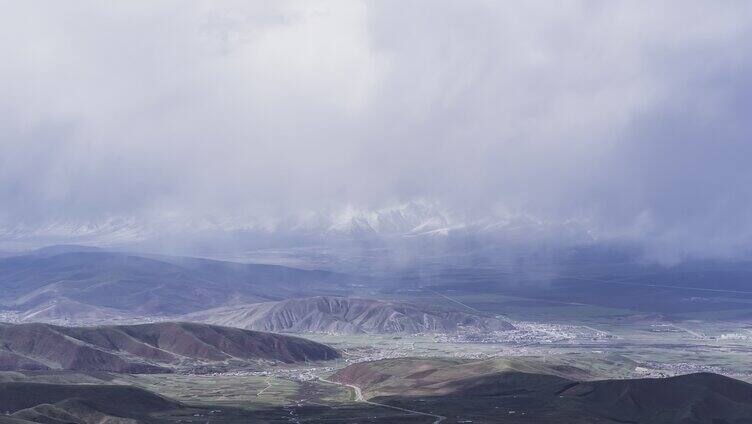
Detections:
0,322,339,373
0,247,349,315
0,247,514,334
0,202,594,251
184,296,514,334
14,298,137,324
4,244,752,322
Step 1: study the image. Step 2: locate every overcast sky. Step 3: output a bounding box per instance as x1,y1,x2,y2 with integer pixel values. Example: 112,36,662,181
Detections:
1,1,751,259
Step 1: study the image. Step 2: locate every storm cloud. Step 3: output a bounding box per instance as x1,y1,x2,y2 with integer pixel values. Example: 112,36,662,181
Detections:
1,1,751,259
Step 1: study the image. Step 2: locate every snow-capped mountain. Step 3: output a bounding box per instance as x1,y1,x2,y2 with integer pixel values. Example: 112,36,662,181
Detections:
0,217,148,248
0,201,595,252
326,201,455,237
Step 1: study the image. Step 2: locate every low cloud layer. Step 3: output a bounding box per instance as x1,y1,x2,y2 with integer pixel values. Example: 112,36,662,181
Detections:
1,1,751,259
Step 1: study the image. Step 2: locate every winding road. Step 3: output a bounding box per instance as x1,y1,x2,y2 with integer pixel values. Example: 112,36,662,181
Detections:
257,375,273,396
318,377,446,424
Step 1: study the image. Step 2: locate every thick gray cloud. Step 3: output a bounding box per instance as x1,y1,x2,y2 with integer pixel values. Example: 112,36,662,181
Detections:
0,1,751,259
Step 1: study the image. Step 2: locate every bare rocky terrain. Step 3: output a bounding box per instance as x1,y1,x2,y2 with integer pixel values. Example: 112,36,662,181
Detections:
184,296,514,334
332,357,752,423
2,247,752,423
0,321,339,373
0,248,348,316
14,298,137,324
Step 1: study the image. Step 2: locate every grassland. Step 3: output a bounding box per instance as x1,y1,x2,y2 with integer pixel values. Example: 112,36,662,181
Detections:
119,373,353,410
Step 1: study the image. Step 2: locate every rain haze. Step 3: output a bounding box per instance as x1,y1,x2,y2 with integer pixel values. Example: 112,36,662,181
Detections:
1,1,751,262
4,4,752,422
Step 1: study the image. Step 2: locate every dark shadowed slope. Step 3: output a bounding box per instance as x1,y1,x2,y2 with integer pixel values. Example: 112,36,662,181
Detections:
332,358,752,423
558,372,752,423
0,322,339,373
0,250,349,315
185,296,514,334
0,382,182,423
